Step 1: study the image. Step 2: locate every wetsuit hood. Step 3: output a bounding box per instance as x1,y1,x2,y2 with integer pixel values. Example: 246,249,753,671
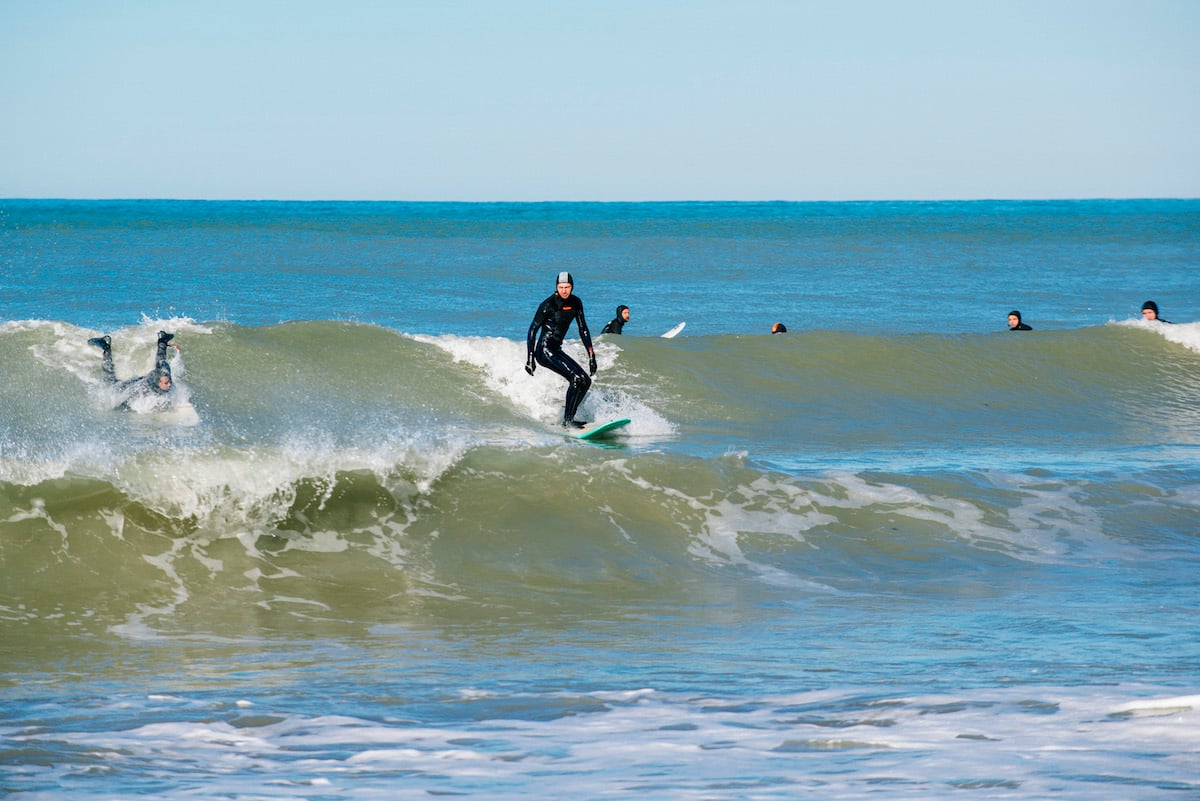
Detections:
1008,310,1022,322
1141,300,1159,315
150,368,172,394
615,305,628,317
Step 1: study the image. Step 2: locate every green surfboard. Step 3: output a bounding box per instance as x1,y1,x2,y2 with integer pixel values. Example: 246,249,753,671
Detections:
569,418,631,441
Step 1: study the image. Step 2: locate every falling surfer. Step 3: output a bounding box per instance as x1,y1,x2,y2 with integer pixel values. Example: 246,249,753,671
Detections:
88,330,181,412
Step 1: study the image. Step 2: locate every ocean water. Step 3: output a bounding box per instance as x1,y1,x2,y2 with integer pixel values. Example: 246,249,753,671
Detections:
1,199,1199,799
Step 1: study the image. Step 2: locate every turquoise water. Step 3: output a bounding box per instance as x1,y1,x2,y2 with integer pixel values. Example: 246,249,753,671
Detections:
6,199,1198,335
1,200,1199,799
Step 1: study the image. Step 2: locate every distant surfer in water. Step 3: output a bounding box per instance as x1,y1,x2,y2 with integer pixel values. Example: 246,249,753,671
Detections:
526,272,597,429
771,322,788,334
1141,300,1171,323
601,305,630,335
1007,310,1032,331
88,330,178,410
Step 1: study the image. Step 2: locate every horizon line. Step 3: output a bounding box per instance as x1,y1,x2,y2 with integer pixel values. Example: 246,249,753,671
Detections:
4,195,1199,204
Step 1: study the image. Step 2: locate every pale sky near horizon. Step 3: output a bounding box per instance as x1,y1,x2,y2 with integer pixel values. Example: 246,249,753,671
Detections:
2,0,1197,201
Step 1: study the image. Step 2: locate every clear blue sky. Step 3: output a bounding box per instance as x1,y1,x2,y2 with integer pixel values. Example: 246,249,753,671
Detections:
2,0,1197,201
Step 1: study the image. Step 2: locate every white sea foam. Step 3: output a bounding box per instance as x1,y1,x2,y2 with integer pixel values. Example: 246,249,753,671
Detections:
23,684,1199,800
1114,317,1200,354
93,426,468,527
604,460,1116,594
413,333,675,436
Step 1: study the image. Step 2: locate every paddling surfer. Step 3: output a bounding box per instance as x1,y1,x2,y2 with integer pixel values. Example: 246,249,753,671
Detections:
525,272,597,429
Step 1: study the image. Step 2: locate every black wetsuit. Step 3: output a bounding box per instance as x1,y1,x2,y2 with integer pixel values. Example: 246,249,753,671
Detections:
1007,311,1032,331
95,333,175,410
601,305,628,335
601,317,625,335
527,292,596,424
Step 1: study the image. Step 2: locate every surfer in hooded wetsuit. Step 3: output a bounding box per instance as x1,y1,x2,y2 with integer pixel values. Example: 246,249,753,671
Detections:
88,330,178,410
601,305,630,335
1141,300,1171,323
1007,310,1032,330
525,272,597,429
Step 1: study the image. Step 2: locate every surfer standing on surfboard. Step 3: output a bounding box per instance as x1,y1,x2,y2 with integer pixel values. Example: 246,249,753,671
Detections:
525,272,597,429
